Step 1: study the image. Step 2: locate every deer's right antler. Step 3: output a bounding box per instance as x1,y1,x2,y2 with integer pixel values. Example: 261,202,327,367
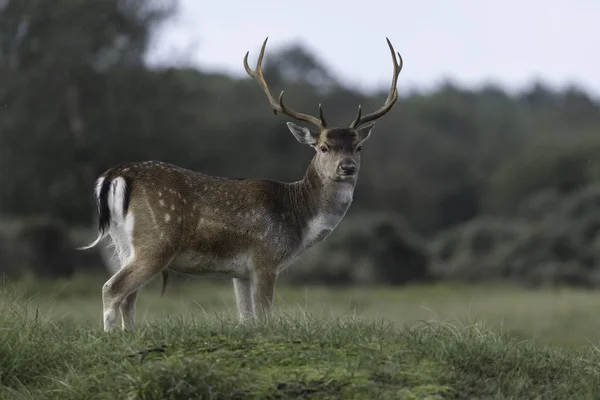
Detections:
349,38,403,128
244,38,327,130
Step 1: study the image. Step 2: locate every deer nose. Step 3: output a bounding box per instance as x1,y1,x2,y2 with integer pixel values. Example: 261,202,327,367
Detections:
339,161,357,175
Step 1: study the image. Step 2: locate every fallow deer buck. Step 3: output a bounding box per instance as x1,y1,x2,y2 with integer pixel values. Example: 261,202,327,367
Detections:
79,37,403,332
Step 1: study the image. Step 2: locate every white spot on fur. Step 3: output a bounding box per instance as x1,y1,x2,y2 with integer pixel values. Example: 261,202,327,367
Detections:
142,188,159,232
170,204,175,211
159,199,165,207
165,214,171,222
158,191,162,197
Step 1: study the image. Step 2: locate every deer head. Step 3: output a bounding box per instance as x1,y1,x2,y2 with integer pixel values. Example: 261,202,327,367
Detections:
244,37,403,184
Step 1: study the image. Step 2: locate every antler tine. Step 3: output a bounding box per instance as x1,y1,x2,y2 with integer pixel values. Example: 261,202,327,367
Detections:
350,38,403,128
318,103,327,127
350,105,362,129
244,38,279,115
244,37,326,129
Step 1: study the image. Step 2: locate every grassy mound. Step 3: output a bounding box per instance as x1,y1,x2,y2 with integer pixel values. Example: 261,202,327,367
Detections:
1,292,599,399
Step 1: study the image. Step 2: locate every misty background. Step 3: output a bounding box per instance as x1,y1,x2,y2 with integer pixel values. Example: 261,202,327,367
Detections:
1,0,599,288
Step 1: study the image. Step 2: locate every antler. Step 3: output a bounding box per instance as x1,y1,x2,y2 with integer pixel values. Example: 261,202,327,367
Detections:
350,38,403,128
244,37,327,129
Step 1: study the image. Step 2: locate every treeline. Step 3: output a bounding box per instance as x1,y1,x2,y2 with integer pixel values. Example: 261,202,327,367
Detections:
2,0,600,287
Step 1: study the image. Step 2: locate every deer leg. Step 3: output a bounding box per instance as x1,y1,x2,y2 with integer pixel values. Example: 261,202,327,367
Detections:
233,278,254,321
252,269,277,320
120,290,139,331
102,257,166,332
234,278,254,319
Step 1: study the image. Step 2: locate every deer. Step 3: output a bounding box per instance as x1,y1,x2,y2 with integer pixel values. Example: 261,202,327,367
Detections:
78,37,403,332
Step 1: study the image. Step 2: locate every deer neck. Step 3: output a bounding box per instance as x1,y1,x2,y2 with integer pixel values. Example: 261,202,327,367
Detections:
289,157,355,236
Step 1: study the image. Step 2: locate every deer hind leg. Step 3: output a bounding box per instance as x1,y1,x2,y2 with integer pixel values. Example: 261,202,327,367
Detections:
120,290,139,330
102,215,172,331
103,209,136,329
233,278,254,321
102,254,169,332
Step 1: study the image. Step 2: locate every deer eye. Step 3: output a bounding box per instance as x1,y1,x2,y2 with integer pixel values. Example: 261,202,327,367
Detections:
356,146,363,153
319,146,329,153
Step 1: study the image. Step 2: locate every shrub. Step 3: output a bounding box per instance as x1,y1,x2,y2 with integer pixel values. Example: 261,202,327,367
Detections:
17,215,77,279
283,213,432,285
484,135,600,215
431,184,600,288
429,217,530,282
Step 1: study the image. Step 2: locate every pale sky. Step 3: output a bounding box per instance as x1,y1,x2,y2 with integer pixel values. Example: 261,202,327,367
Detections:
147,0,599,98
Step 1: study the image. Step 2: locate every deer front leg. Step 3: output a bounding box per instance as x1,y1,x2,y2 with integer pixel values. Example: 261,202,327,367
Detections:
233,278,254,321
252,269,277,320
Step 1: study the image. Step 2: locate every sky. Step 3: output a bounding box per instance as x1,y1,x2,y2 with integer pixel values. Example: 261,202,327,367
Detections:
147,0,599,98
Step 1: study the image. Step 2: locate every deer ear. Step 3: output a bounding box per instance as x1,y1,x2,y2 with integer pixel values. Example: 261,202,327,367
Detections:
287,122,319,145
357,122,375,143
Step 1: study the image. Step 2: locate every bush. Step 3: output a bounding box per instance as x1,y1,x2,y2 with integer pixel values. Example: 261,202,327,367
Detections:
0,234,26,279
17,216,77,279
0,216,31,279
283,213,432,285
429,217,531,282
431,184,600,287
485,135,600,215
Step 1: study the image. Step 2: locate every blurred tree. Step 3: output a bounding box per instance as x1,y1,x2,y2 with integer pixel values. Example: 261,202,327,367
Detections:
1,0,600,244
263,43,339,93
0,0,191,221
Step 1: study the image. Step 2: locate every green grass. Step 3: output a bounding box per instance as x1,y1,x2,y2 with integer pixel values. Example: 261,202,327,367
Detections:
2,273,600,398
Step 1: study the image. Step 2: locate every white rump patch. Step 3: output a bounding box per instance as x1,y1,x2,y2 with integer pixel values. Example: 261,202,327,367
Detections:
78,176,134,257
108,177,128,221
105,176,136,269
108,210,136,269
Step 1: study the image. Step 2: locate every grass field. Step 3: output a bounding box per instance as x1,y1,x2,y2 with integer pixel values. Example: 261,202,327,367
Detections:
2,273,600,398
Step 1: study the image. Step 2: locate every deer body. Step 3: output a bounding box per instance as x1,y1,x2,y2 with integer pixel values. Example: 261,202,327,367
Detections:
105,158,355,278
80,37,403,331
